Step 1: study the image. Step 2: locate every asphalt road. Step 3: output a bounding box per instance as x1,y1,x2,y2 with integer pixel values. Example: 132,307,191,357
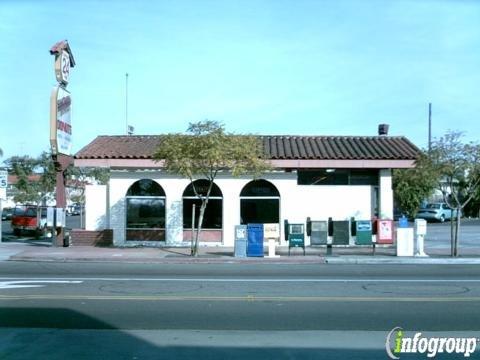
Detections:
1,262,480,359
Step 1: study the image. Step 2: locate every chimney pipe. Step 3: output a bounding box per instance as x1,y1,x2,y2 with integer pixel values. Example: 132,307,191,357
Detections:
378,124,389,136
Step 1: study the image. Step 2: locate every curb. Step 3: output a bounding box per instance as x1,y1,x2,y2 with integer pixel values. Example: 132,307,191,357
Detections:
8,255,328,265
325,256,480,265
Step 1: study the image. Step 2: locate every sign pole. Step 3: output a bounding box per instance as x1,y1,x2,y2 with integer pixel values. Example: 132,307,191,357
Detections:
0,198,3,243
0,170,7,243
49,40,75,247
53,154,73,246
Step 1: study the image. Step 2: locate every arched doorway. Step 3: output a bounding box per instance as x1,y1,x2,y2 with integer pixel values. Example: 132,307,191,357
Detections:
183,179,223,242
240,180,280,224
125,179,166,241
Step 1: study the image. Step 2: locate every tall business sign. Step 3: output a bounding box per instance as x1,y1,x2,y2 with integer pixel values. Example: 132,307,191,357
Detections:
50,86,72,155
0,169,7,242
49,40,75,246
50,41,74,156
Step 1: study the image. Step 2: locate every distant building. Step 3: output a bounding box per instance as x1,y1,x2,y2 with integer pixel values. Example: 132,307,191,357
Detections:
75,127,419,248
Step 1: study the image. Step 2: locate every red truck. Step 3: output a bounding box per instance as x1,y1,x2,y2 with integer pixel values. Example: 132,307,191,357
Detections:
11,205,49,238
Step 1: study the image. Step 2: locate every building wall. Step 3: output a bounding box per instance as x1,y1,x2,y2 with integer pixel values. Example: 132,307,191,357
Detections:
86,170,384,247
108,171,189,247
379,169,393,219
85,185,107,230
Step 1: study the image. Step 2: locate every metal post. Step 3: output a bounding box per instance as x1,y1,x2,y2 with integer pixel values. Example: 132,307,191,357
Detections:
428,103,432,152
80,204,83,229
53,154,73,247
326,244,332,256
0,198,3,243
191,204,196,255
125,72,129,135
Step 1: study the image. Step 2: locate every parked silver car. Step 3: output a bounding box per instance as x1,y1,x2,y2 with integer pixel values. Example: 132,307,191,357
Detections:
416,203,460,223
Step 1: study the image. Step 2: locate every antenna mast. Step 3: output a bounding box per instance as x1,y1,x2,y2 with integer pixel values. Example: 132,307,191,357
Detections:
428,103,432,151
125,72,129,135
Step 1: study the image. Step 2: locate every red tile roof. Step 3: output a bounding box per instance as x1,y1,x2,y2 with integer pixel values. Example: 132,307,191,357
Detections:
75,135,419,161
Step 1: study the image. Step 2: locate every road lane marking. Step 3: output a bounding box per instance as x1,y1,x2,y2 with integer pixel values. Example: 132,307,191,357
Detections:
0,280,83,290
1,277,480,283
1,294,480,302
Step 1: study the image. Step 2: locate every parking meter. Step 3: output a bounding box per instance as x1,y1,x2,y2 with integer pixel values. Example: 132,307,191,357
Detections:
288,223,305,256
414,218,428,257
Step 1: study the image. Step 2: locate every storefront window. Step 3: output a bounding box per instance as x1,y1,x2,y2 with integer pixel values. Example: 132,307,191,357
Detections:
183,180,223,229
297,169,378,185
125,179,166,241
240,180,280,224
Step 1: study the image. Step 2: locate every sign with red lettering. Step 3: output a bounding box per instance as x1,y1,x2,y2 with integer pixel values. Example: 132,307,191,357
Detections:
50,86,72,155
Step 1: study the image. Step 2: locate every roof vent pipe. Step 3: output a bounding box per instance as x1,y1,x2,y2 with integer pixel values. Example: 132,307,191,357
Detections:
378,124,389,136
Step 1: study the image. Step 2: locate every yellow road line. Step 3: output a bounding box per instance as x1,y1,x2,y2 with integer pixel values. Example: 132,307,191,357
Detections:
1,295,480,302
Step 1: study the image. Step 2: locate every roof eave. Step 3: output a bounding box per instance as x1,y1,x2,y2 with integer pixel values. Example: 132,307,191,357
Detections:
74,158,415,169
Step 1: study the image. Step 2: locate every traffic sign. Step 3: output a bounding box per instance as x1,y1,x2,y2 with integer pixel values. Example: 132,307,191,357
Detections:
0,170,7,188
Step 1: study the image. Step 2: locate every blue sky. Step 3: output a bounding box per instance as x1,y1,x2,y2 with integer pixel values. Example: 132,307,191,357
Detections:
0,0,479,161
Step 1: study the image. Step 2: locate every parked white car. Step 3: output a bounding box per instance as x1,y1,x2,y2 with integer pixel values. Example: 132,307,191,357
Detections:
416,203,460,223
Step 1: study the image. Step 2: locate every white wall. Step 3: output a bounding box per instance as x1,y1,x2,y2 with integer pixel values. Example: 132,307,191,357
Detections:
85,185,107,230
91,170,377,247
379,169,393,219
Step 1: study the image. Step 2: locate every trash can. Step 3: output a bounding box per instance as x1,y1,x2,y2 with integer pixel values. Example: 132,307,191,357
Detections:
234,225,247,257
63,229,71,247
247,224,264,257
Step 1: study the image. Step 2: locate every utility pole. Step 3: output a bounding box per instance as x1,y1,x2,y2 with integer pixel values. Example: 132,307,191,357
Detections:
428,103,432,152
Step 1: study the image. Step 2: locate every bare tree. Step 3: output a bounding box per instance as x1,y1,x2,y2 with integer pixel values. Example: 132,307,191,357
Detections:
429,131,480,257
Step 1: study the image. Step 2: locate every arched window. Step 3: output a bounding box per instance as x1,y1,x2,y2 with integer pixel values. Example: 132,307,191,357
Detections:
240,180,280,224
183,180,223,230
125,179,166,241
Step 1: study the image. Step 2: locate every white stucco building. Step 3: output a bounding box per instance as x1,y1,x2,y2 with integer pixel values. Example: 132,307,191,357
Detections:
74,132,418,247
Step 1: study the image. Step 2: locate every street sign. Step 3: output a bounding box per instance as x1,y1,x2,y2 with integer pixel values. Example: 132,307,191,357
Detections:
0,170,7,188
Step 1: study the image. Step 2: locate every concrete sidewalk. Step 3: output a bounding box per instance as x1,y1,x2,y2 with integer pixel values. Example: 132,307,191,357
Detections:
2,241,480,264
